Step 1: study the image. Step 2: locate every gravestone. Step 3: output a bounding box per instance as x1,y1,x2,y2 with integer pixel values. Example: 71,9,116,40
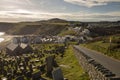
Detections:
3,69,7,76
46,56,54,76
29,64,33,72
1,77,7,80
23,62,27,70
32,71,41,80
25,71,32,78
15,76,24,80
13,69,17,75
16,71,22,76
7,74,13,80
24,57,29,66
40,60,43,64
52,67,64,80
40,64,45,72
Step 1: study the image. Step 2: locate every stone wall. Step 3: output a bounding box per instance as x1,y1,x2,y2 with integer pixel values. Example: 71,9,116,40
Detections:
73,46,120,80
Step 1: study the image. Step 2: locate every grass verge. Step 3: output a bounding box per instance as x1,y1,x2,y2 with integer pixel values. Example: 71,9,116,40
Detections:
56,45,89,80
81,41,120,60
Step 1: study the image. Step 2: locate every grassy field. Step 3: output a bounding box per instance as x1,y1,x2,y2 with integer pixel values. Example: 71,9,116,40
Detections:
56,45,89,80
81,40,120,60
58,29,77,36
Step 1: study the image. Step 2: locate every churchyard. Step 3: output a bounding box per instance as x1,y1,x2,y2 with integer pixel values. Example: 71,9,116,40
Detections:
0,43,89,80
0,43,65,80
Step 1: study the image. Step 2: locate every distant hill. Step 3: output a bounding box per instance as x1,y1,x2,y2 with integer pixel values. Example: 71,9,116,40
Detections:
5,18,69,35
35,18,68,23
47,18,68,23
0,18,119,36
0,22,15,32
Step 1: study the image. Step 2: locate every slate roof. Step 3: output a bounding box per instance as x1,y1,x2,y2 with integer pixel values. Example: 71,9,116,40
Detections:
7,43,31,51
7,43,19,51
20,43,28,49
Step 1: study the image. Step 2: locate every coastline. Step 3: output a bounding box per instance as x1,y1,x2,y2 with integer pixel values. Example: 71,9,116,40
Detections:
0,35,13,50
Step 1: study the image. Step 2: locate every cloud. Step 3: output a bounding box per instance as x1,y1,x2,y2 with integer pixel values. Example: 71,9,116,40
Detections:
0,9,120,22
64,0,120,7
0,0,33,5
0,0,35,11
0,0,120,22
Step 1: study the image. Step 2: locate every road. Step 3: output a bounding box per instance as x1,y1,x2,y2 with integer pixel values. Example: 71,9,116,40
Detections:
74,45,120,77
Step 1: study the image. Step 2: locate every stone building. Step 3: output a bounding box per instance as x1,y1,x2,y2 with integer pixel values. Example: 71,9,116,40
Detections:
6,43,33,56
20,43,33,53
6,43,22,56
32,36,42,44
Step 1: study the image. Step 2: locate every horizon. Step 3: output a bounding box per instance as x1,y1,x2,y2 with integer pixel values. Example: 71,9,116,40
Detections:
0,18,120,23
0,0,120,22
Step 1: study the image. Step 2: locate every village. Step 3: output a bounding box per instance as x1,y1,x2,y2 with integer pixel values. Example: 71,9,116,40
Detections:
0,20,119,80
0,0,120,79
0,24,92,80
0,36,67,80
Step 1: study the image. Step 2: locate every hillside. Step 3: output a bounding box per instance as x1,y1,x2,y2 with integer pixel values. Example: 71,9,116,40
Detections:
1,18,69,35
0,22,15,32
0,18,120,36
89,26,120,37
81,34,120,60
6,23,68,35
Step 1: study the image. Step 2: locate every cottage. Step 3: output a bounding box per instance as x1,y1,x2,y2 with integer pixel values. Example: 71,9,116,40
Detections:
82,29,90,35
6,43,33,56
20,36,29,43
20,43,33,53
12,37,20,44
33,36,42,44
6,43,22,56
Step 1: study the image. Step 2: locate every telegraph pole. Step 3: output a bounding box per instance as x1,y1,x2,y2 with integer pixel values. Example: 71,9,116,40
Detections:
109,36,112,53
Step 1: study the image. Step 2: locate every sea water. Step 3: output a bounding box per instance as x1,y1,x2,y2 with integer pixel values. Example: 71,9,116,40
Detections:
0,32,5,42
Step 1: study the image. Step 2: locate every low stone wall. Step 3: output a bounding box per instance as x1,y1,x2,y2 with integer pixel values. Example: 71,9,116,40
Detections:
73,46,120,80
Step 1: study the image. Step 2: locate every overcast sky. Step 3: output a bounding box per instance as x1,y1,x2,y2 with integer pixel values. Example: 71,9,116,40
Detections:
0,0,120,22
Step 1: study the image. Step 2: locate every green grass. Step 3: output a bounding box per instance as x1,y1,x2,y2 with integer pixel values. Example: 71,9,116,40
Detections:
81,41,108,53
56,46,89,80
7,21,68,35
59,30,77,36
81,41,120,60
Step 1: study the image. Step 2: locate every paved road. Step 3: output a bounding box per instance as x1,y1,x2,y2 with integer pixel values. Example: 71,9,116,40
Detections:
74,45,120,77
